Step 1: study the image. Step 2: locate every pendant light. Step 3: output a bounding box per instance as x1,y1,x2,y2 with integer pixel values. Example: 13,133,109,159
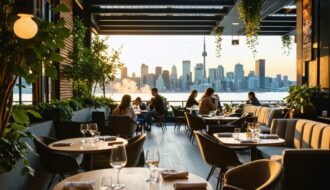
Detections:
13,0,38,39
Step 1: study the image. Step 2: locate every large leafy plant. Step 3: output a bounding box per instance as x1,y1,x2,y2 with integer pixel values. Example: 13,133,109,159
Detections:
238,0,263,57
0,0,70,175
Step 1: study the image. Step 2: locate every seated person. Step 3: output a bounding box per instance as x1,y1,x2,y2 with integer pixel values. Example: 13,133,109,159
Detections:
133,97,147,110
112,94,136,120
199,88,219,115
145,88,166,126
246,91,261,106
185,90,199,108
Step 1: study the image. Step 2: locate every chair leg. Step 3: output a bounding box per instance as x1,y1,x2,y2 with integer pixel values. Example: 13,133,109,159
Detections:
216,168,225,190
47,173,56,190
206,166,216,181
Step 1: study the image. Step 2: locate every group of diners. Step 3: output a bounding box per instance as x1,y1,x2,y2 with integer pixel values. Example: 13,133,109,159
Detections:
112,86,261,129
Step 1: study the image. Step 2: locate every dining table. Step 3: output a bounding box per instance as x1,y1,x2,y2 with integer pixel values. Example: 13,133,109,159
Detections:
48,137,128,170
53,167,213,190
213,132,285,160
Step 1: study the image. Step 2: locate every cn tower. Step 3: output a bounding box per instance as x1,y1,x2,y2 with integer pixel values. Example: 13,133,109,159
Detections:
202,36,207,81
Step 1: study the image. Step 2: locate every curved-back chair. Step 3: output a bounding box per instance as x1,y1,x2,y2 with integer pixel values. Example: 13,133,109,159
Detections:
223,159,282,190
92,111,107,135
171,105,187,130
109,115,137,138
126,134,147,167
184,112,206,143
33,136,80,190
194,131,241,190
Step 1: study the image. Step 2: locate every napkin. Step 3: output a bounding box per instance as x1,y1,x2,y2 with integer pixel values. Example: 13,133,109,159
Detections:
99,136,116,141
217,133,233,138
108,141,123,146
173,182,207,190
52,141,73,147
64,180,95,189
160,170,189,180
259,134,279,139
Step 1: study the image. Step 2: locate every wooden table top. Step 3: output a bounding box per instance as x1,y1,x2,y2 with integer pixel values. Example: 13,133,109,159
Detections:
200,116,240,121
213,133,285,147
53,167,213,190
49,137,128,154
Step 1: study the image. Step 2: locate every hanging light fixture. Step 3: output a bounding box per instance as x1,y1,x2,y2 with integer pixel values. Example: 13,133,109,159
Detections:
13,0,38,39
231,23,239,46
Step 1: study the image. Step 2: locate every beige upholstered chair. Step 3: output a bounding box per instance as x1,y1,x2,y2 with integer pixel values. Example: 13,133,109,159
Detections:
223,159,282,190
194,131,241,190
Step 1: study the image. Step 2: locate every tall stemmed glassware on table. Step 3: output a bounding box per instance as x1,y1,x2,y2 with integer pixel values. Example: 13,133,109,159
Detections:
80,123,89,144
110,145,127,189
88,123,98,144
145,149,160,183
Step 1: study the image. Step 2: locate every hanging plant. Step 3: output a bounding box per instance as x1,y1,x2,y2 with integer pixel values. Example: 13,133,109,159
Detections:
213,26,224,58
238,0,263,57
282,34,292,55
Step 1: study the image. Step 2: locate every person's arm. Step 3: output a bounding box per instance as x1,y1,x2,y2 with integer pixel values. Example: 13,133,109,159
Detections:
130,107,137,120
207,97,218,110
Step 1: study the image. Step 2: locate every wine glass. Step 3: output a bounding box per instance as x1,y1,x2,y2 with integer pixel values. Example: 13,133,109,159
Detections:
145,149,160,183
233,128,241,140
110,145,127,189
88,123,98,137
80,123,89,144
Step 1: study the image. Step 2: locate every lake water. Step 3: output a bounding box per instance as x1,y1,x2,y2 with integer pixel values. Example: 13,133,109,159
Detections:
14,92,289,106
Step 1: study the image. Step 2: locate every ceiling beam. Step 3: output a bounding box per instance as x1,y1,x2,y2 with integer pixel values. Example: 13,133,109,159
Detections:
99,31,211,35
99,26,213,31
97,21,217,27
86,0,235,7
262,16,296,22
96,15,222,21
261,21,296,27
90,7,229,15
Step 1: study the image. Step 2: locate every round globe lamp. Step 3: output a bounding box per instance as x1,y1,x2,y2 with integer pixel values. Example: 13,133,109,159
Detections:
13,14,38,39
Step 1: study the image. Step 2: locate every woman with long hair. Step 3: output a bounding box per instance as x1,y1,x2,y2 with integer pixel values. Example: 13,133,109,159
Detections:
199,88,219,114
185,90,199,108
112,94,136,119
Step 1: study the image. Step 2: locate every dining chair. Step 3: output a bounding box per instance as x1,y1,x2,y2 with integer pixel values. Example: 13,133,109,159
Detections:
185,112,207,144
109,115,137,138
222,159,282,190
92,111,107,135
171,105,187,131
33,136,80,190
194,131,242,190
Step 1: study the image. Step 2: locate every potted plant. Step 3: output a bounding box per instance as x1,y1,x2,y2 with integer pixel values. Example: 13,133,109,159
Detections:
284,84,323,118
238,0,263,57
213,26,224,58
282,34,292,55
0,1,70,175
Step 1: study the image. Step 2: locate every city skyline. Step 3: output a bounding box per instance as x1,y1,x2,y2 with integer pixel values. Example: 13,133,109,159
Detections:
103,35,296,80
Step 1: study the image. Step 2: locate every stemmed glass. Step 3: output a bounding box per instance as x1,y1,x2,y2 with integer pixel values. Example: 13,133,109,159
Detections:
145,149,160,183
110,145,127,189
88,123,98,143
80,123,89,144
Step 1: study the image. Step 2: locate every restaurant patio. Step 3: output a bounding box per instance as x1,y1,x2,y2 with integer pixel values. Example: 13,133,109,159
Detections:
0,0,330,190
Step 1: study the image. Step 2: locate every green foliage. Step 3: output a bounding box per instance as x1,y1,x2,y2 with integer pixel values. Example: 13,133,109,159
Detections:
238,0,263,57
37,100,74,121
213,26,224,58
284,84,322,114
282,34,292,55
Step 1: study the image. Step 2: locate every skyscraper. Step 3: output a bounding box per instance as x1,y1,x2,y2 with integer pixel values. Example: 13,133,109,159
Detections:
216,65,225,81
155,66,162,77
234,63,244,81
132,72,136,79
208,68,217,85
156,75,165,91
162,70,170,90
170,65,177,90
182,60,191,77
182,60,191,91
121,67,128,79
195,63,204,85
147,73,155,88
255,59,265,89
226,72,235,80
141,64,148,84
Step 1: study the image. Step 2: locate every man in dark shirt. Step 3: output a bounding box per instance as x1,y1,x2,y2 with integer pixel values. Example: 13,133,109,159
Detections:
246,91,261,106
145,88,166,128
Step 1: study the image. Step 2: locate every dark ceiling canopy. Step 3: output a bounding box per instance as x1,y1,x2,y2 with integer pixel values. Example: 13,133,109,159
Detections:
83,0,296,35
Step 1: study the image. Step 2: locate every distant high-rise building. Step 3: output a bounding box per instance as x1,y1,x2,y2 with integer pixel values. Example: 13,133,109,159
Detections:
121,67,128,79
216,65,225,81
132,72,136,79
182,60,191,91
182,60,191,76
226,72,235,80
170,65,177,90
155,67,162,77
282,75,289,87
141,64,148,84
195,63,204,85
248,77,259,90
276,74,282,88
234,63,244,81
136,77,143,88
248,71,255,77
208,68,217,86
147,73,155,88
162,70,170,90
255,59,265,89
202,36,207,81
155,75,165,92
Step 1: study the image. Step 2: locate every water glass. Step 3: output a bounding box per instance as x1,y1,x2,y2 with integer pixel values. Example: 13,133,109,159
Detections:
100,176,112,190
94,132,101,144
233,128,240,140
145,149,160,183
80,123,89,144
110,145,127,189
88,123,98,137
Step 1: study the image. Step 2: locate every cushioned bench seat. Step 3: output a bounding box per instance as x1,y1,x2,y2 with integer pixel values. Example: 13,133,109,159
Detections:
257,146,291,159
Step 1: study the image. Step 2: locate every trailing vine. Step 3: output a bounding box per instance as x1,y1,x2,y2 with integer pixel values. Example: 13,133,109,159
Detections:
238,0,263,57
214,26,224,58
282,34,292,55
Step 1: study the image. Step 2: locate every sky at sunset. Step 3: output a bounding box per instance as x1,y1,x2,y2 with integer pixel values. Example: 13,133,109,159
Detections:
103,35,297,80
